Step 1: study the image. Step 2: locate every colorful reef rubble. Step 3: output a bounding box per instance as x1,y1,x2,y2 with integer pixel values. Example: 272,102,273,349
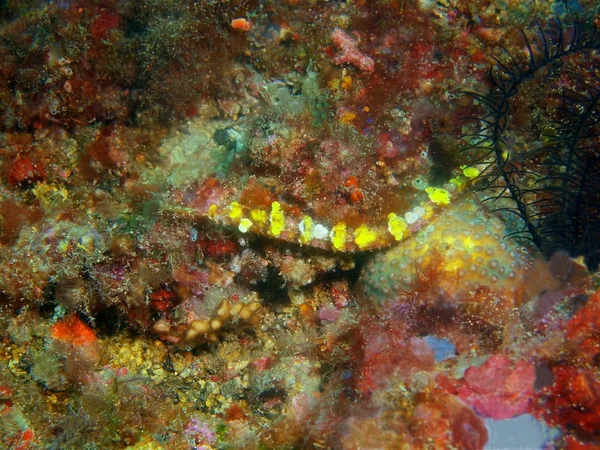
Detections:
0,1,599,448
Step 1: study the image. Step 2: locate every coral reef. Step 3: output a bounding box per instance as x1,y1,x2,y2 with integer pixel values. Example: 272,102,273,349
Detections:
0,0,598,449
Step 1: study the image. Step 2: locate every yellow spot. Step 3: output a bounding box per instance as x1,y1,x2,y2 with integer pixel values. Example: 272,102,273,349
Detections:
330,222,347,251
387,213,407,241
76,243,91,254
422,204,435,220
441,234,456,247
208,204,218,220
340,112,357,124
460,235,476,252
58,239,70,253
341,75,352,90
250,209,268,226
238,218,253,233
363,106,370,112
354,224,377,249
269,202,285,237
299,215,314,244
461,166,480,179
425,187,451,205
32,183,68,207
443,257,465,273
228,202,243,221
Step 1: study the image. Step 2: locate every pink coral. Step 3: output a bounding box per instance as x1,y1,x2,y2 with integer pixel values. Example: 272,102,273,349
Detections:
318,306,340,323
330,28,374,72
456,355,535,420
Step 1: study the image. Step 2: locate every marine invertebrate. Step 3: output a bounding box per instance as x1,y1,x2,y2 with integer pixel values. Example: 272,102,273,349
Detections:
180,163,464,252
463,18,600,270
360,199,533,305
330,28,375,72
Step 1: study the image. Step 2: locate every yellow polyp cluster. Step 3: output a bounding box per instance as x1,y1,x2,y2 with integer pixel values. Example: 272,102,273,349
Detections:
32,183,69,207
425,187,451,205
228,202,244,220
387,213,408,241
299,215,314,244
341,75,352,90
202,197,445,251
269,201,285,236
196,178,462,252
354,224,377,250
461,165,480,179
251,208,268,226
182,298,263,346
330,222,347,251
208,204,218,220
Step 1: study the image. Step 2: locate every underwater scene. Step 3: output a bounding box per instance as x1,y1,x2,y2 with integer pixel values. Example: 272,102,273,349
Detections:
0,0,599,448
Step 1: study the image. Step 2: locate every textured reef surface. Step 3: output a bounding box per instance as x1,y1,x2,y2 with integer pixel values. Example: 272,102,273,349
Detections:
0,1,599,449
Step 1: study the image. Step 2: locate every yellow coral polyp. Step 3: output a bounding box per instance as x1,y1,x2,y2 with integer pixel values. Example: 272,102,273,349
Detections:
425,187,451,205
299,215,314,244
208,204,218,220
341,75,352,90
340,112,357,124
354,225,377,249
269,202,285,237
461,166,480,179
330,222,347,251
250,209,268,226
228,202,244,221
387,213,407,241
